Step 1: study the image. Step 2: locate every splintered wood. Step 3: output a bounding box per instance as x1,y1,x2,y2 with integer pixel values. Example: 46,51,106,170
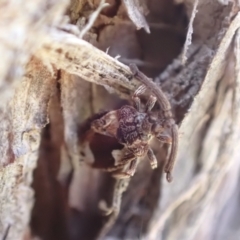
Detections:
0,57,56,239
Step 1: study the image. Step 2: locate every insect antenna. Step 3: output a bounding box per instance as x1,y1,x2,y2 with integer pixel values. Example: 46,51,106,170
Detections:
164,124,178,182
129,63,171,115
129,64,179,182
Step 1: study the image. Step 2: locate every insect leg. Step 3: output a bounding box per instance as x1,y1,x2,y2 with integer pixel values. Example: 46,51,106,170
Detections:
107,153,137,178
111,159,137,178
146,95,157,112
133,84,156,112
132,85,147,111
147,148,158,169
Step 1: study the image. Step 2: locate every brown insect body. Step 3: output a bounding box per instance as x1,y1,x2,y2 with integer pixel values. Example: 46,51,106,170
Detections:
77,65,178,240
93,104,172,152
92,99,173,179
91,64,178,182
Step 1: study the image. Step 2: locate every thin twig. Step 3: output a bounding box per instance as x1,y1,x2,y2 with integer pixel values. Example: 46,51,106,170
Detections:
79,0,109,38
36,30,140,98
123,0,150,33
181,0,199,64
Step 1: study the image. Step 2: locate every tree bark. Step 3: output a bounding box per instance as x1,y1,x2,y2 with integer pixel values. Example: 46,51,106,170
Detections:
0,0,240,240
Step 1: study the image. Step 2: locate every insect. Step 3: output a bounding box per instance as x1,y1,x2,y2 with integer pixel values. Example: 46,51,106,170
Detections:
79,65,178,239
91,64,178,182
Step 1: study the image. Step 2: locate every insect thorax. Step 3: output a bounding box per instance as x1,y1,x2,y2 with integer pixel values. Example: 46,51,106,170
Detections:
116,105,151,147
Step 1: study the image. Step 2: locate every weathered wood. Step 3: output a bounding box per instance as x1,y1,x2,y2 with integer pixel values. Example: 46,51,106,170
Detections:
1,0,240,240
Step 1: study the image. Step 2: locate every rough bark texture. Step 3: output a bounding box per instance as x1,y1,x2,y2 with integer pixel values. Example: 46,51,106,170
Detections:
1,0,240,240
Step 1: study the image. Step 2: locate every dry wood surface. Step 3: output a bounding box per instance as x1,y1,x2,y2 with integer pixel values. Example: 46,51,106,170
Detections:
0,0,240,240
